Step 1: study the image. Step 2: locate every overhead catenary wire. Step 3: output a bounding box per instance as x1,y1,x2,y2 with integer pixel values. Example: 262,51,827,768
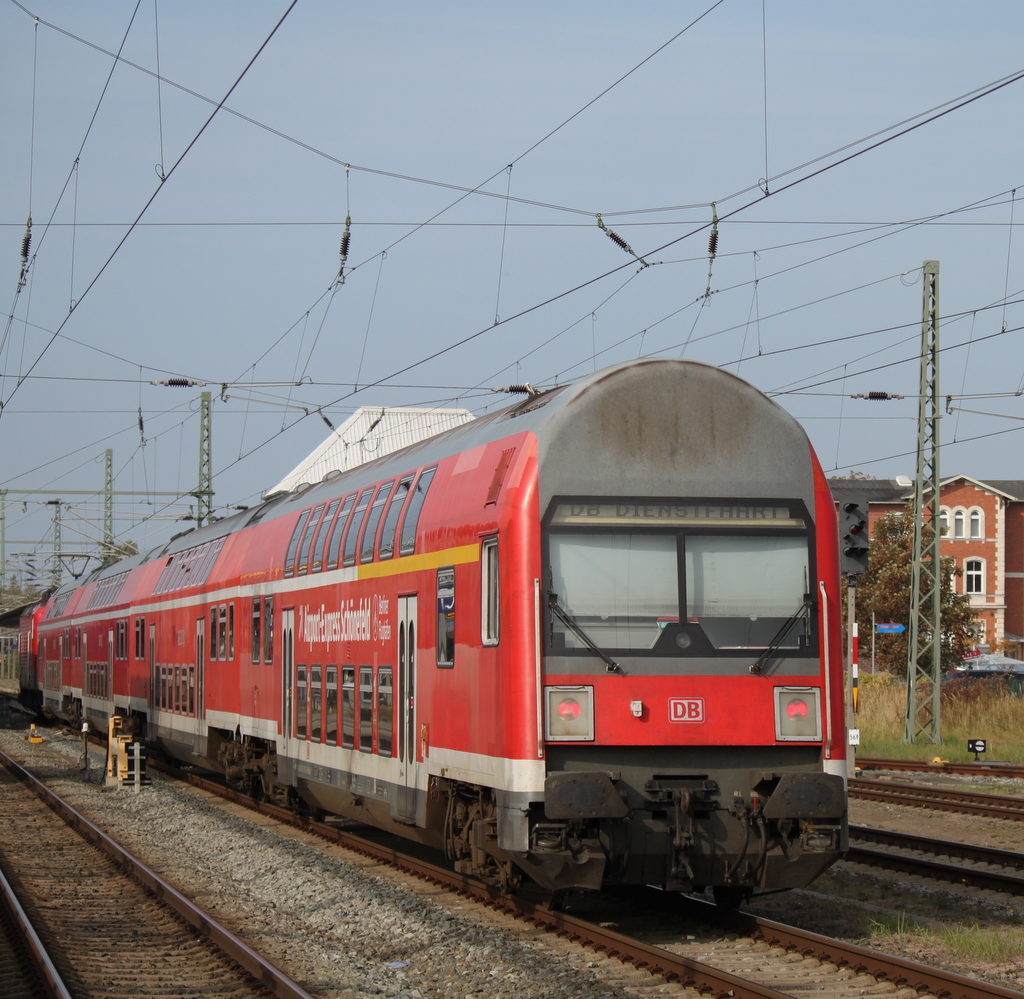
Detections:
0,0,300,420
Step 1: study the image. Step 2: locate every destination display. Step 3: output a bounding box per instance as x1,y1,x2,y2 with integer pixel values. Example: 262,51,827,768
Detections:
550,502,804,528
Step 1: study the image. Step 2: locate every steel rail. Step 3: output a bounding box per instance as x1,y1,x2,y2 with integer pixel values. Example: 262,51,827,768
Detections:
729,904,1024,999
0,864,73,999
0,748,316,999
858,757,1024,779
850,777,1024,819
848,825,1024,895
160,762,1024,999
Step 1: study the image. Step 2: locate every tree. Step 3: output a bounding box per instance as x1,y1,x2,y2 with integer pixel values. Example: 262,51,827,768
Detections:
848,507,977,676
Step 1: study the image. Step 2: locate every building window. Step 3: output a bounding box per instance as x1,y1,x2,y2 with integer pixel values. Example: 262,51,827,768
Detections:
939,509,949,535
965,559,983,594
969,509,982,539
953,510,965,539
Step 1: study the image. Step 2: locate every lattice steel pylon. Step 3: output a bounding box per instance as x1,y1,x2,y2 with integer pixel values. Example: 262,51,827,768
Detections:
904,261,942,743
102,448,114,562
195,391,214,528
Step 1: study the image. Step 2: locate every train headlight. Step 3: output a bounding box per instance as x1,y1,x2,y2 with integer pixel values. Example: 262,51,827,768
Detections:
546,685,594,741
774,686,821,741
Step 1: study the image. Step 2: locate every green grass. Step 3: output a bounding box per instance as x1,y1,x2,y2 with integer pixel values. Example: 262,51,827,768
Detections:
855,674,1024,763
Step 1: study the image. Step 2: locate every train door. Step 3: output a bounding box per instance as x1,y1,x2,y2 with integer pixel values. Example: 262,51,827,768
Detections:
107,628,114,701
281,609,294,757
148,623,156,730
194,617,204,720
395,595,418,822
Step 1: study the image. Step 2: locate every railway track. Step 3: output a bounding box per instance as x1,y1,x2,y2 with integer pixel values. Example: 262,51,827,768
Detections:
0,861,69,999
0,748,316,999
849,776,1024,819
849,824,1024,896
158,760,1023,999
858,757,1024,779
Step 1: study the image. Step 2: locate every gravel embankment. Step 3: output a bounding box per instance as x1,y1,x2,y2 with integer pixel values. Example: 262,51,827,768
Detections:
0,724,688,999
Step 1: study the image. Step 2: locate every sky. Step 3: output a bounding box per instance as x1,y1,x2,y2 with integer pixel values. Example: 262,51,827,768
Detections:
3,0,1024,587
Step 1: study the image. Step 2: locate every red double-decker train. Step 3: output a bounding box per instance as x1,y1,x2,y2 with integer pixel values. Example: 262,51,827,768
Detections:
19,358,848,901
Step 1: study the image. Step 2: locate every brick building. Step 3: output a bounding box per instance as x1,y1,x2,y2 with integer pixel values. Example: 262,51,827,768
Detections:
829,476,1024,658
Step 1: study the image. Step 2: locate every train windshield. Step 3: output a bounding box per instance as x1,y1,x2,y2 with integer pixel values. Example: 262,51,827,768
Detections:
547,501,811,654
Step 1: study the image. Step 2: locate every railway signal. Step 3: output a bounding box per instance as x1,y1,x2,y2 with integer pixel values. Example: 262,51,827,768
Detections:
839,497,870,576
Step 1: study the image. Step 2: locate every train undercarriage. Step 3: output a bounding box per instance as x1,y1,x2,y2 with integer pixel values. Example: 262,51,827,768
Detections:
206,730,847,900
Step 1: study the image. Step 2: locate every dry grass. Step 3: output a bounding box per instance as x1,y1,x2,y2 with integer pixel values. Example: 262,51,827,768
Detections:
855,673,1024,762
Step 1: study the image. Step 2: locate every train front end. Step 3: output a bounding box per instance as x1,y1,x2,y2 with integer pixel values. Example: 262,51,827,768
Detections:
514,359,847,899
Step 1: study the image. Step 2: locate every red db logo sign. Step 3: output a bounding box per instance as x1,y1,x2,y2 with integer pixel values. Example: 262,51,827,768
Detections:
669,697,704,723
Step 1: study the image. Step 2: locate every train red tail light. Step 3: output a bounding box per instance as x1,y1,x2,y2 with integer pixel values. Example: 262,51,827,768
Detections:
546,685,594,741
775,686,821,740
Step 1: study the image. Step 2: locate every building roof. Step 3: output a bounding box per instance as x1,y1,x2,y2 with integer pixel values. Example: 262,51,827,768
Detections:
267,406,475,496
830,475,1024,505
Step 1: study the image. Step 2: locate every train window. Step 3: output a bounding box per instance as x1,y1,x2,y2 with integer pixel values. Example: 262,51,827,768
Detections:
311,497,342,572
343,489,374,567
481,538,499,645
325,666,338,745
548,526,810,654
297,503,327,575
62,629,70,658
378,476,413,560
75,627,81,659
116,620,128,660
358,666,373,752
549,534,679,651
310,665,322,741
284,509,312,578
263,595,274,663
227,603,235,660
399,467,436,557
684,536,808,650
325,493,357,571
360,480,394,563
436,567,455,667
377,667,393,757
210,607,218,660
218,605,227,660
188,666,195,715
174,666,181,712
134,618,145,659
251,597,261,664
159,666,167,709
296,665,307,739
341,666,355,748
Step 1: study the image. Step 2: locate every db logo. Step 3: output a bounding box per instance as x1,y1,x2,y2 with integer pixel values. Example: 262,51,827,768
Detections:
669,697,705,723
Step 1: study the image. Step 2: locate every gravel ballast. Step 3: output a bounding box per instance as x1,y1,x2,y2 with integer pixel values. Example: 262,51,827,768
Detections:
0,724,688,999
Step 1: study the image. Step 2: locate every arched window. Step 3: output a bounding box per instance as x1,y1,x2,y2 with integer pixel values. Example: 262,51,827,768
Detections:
953,510,965,539
965,559,983,594
939,509,949,535
969,509,982,539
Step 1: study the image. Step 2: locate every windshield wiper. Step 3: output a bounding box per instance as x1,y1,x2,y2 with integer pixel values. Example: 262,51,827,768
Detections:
548,592,621,673
749,593,813,675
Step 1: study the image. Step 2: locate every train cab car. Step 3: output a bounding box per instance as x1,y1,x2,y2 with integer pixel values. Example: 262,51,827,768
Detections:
27,358,847,900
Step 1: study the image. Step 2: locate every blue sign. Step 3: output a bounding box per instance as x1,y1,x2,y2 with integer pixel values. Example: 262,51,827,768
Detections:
876,623,906,634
